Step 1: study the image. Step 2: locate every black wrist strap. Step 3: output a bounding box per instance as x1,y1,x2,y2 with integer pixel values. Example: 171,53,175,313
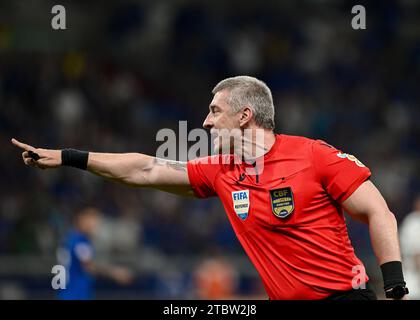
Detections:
61,149,89,170
380,261,406,290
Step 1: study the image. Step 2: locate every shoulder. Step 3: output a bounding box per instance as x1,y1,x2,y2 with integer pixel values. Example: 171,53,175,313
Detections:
278,135,354,173
279,134,323,149
279,134,315,145
277,134,324,157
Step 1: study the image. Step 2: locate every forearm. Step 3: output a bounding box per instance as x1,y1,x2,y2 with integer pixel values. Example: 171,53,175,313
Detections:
367,210,401,265
83,261,131,284
84,261,111,277
87,152,155,187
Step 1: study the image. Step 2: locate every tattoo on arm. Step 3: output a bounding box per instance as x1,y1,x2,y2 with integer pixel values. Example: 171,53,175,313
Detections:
153,158,187,172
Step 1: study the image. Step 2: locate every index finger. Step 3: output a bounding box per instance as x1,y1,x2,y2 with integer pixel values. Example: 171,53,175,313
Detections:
11,138,34,151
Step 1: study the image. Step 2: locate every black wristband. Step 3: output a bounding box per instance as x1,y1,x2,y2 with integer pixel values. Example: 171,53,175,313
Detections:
380,261,406,290
61,149,89,170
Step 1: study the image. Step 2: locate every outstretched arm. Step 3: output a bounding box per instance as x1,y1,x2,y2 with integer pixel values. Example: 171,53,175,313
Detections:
11,138,195,197
83,261,134,285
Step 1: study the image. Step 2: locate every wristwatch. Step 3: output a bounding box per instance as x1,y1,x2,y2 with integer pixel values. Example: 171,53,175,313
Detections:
385,285,409,299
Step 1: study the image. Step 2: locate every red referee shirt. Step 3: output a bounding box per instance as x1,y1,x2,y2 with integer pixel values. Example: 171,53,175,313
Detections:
187,134,371,299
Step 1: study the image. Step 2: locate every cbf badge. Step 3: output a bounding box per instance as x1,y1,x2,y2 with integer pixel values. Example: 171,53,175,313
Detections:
270,187,294,218
232,190,250,220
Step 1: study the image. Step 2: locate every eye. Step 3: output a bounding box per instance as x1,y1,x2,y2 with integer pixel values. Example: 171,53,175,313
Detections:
210,106,220,114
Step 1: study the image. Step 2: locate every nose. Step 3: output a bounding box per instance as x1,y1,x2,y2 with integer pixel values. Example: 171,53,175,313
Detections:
203,113,213,130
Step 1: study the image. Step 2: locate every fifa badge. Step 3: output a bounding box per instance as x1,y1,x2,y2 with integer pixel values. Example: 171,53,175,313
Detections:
232,190,250,220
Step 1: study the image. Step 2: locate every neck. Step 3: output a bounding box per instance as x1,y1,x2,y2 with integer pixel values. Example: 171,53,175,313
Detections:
236,128,276,162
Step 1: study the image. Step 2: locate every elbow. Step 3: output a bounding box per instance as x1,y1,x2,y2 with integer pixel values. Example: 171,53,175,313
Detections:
382,209,397,222
365,208,397,226
120,169,150,188
387,210,398,226
122,156,155,187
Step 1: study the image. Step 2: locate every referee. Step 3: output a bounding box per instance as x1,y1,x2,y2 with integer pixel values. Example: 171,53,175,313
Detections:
12,76,408,300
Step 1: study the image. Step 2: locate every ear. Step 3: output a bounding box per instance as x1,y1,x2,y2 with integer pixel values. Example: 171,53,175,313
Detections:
239,106,253,128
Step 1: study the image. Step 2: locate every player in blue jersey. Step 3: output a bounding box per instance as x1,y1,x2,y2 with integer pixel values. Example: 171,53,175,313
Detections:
57,207,134,300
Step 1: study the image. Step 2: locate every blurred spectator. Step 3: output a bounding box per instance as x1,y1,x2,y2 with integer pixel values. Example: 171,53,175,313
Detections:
399,196,420,299
193,253,238,299
57,207,133,300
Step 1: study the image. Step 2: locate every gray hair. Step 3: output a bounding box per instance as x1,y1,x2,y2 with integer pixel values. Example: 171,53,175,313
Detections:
212,75,275,130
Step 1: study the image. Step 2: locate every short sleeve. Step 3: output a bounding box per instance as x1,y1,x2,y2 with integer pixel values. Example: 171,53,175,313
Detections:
312,140,371,203
187,156,222,198
74,242,93,262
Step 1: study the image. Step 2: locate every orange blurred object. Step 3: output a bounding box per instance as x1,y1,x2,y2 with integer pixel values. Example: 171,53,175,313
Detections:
194,256,238,299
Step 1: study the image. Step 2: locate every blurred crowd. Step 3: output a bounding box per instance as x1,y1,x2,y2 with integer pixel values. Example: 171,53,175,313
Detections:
0,0,419,298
